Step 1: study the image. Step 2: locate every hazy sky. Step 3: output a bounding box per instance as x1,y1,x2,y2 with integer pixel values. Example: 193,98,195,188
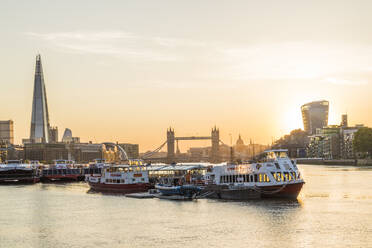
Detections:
1,0,372,151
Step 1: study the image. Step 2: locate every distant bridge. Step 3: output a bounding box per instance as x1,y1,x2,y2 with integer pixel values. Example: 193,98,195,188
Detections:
142,127,222,163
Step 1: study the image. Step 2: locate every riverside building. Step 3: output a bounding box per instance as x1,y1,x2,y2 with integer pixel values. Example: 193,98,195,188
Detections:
0,120,14,144
306,114,364,159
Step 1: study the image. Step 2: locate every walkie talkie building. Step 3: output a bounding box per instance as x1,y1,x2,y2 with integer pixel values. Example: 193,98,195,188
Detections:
301,100,329,135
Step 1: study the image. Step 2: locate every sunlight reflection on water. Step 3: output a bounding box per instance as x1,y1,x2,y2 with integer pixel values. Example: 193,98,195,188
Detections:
0,164,372,248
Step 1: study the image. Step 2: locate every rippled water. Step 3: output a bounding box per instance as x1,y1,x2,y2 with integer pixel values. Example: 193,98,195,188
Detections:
1,164,372,248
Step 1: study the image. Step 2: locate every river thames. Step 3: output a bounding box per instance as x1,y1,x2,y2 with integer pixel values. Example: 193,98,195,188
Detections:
1,164,372,248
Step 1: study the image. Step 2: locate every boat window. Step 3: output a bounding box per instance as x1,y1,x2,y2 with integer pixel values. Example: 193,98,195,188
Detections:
132,178,135,182
274,163,280,170
263,174,270,182
281,173,285,182
266,152,276,161
254,174,258,182
141,178,144,181
271,172,280,182
277,152,288,158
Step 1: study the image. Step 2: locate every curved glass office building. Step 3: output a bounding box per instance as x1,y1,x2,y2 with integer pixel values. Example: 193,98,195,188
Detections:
301,100,329,135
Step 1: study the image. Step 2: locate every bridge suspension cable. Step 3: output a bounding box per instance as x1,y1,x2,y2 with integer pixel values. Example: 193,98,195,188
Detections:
141,141,167,159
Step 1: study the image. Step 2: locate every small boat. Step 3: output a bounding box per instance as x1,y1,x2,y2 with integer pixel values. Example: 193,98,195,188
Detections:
87,163,152,194
155,184,202,200
203,149,305,200
0,160,40,184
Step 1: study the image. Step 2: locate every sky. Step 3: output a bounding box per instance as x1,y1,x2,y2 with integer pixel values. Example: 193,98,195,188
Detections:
1,0,372,152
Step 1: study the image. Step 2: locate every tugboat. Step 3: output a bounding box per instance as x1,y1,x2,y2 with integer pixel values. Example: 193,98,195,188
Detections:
203,149,304,200
87,162,152,194
0,160,40,184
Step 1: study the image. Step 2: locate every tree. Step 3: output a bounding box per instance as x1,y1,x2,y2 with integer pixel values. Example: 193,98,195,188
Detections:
353,127,372,157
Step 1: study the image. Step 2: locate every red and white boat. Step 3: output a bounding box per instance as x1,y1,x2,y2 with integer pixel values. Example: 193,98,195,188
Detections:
87,163,152,194
203,149,305,200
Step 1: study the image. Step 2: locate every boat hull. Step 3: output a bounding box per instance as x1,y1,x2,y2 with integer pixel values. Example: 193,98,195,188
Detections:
203,181,304,200
0,177,40,184
260,182,304,199
89,182,152,194
41,174,82,182
0,169,40,184
202,185,260,200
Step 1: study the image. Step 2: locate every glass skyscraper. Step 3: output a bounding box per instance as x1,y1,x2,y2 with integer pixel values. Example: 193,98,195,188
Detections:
301,100,329,135
30,54,51,143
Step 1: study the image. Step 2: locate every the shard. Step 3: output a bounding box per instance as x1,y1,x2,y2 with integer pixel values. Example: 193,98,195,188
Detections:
30,54,50,143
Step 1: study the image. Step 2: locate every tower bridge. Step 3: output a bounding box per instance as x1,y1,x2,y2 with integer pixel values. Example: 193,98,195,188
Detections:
142,126,221,163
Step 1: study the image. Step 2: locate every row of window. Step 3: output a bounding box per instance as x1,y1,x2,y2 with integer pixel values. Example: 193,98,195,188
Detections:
106,179,125,183
220,173,271,183
271,172,297,182
105,178,145,184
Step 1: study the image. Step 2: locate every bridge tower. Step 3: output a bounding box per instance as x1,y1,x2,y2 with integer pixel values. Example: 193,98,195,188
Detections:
167,127,175,163
211,126,220,163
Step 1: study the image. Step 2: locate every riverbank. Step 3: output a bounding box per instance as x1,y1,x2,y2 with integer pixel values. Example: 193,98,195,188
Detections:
296,158,372,166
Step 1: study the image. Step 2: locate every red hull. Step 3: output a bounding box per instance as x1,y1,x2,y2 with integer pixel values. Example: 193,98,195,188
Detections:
42,175,81,182
89,182,152,194
260,182,304,199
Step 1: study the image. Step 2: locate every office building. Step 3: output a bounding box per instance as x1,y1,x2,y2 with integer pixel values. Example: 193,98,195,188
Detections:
301,100,329,135
0,120,14,144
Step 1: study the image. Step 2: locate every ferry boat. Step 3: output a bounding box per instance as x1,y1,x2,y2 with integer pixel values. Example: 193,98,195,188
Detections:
203,149,304,200
0,160,40,183
41,160,83,182
87,163,152,194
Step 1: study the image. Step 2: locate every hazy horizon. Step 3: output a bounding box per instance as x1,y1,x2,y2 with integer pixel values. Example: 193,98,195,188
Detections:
1,0,372,152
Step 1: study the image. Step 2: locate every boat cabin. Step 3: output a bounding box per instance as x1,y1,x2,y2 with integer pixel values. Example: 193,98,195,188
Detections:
204,149,302,186
96,164,149,185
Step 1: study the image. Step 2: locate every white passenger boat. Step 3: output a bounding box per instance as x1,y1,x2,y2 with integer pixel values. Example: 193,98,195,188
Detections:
203,149,305,200
87,163,152,194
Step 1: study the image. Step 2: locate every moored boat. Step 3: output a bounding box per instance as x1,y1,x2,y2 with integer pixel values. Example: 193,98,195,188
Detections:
155,184,201,200
41,160,83,182
203,149,305,200
0,160,40,184
87,163,152,194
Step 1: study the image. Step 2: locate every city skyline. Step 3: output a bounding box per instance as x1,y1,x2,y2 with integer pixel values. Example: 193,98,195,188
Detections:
1,1,372,151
